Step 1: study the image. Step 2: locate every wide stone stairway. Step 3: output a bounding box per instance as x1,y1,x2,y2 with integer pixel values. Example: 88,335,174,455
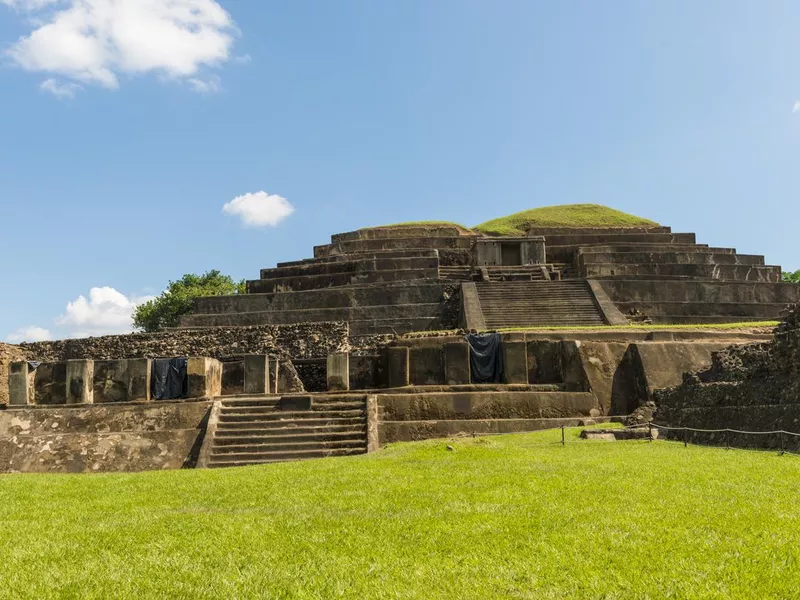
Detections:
476,280,605,328
205,395,368,468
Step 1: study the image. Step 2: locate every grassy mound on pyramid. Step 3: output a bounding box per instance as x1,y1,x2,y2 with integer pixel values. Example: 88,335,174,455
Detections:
475,203,660,236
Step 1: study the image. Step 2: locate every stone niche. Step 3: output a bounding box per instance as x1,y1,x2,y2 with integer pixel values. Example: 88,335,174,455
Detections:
474,236,546,266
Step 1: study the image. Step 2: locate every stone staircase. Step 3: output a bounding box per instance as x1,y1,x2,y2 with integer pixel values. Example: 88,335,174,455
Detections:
205,395,368,468
475,280,606,328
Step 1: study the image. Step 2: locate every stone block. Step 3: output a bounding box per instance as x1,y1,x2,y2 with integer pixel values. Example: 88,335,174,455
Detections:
66,360,94,405
8,362,30,406
244,355,271,395
444,342,471,385
128,359,151,402
366,395,379,452
327,353,350,391
409,347,445,386
350,355,380,390
269,357,280,393
386,347,410,388
502,342,528,384
33,362,67,405
93,359,151,404
187,357,222,399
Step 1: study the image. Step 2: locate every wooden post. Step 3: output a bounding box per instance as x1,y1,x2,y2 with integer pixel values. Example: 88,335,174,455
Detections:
561,425,565,447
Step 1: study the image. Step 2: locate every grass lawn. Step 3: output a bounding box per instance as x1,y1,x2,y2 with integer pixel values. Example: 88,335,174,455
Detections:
475,203,659,236
1,429,799,599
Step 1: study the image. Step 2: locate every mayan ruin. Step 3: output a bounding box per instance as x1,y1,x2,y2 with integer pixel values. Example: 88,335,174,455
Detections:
2,204,798,471
4,1,799,596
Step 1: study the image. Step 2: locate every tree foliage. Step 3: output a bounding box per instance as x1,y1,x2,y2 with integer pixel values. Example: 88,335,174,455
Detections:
133,270,246,332
782,270,800,284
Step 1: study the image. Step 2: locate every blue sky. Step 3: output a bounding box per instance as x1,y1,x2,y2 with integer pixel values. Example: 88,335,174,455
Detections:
1,0,799,341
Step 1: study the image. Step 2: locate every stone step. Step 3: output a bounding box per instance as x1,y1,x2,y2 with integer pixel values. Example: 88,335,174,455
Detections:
208,447,367,467
214,430,367,445
216,416,366,429
476,280,605,328
583,263,781,282
331,226,472,242
182,304,443,329
578,251,765,266
262,255,439,279
613,301,791,319
211,439,367,454
219,402,365,416
214,423,367,435
247,268,439,294
218,409,364,423
191,282,447,314
315,236,475,257
277,249,439,268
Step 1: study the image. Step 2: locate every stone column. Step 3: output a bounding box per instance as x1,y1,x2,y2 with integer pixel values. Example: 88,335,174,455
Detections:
444,342,471,385
8,361,30,406
187,357,222,399
366,394,380,452
327,353,350,391
269,357,280,394
386,347,410,388
244,355,271,395
66,359,94,404
502,341,529,384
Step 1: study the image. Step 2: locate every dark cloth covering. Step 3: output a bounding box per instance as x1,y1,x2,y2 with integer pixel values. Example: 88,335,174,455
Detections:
151,357,188,400
465,332,504,383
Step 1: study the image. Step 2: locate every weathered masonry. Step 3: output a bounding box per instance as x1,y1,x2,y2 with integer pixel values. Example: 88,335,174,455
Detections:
181,221,797,335
2,206,797,473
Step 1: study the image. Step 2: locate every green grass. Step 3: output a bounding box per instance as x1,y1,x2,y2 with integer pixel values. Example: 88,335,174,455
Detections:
1,430,799,599
475,203,660,236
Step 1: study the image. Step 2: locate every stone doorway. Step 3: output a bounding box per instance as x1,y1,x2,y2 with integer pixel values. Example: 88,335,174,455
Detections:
501,243,522,266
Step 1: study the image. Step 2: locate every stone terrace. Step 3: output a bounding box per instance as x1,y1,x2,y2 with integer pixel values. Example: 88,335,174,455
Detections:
181,220,798,334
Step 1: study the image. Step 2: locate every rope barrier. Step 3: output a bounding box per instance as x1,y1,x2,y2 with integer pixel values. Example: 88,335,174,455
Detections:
648,423,800,437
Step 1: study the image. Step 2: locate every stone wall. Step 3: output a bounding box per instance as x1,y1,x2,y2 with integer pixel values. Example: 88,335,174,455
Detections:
0,400,211,473
654,306,800,445
2,323,346,405
18,322,348,362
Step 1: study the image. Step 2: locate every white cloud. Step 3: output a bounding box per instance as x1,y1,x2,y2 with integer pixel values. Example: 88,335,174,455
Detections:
188,74,222,94
40,77,81,98
4,0,237,90
223,191,295,228
794,101,800,114
56,287,155,337
6,326,52,343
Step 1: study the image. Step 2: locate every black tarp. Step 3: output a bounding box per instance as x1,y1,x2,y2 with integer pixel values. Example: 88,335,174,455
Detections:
465,332,504,383
151,358,188,400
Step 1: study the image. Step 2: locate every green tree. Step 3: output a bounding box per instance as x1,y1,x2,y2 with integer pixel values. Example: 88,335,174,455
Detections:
133,270,246,332
782,270,800,283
